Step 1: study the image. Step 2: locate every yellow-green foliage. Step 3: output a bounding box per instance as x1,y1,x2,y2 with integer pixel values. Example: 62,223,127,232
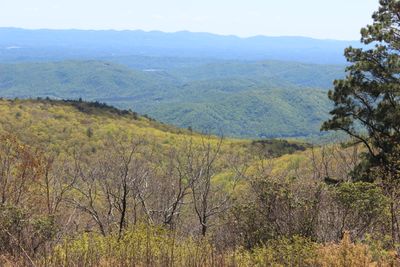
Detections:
0,99,244,155
230,236,318,267
47,224,216,267
229,234,397,267
245,143,362,183
0,99,396,267
40,229,397,267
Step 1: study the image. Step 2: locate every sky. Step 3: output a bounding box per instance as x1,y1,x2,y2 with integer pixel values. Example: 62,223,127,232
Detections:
0,0,379,40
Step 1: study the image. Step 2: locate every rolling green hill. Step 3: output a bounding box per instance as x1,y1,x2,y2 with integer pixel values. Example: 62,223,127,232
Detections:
0,59,343,138
0,60,179,99
141,89,330,138
0,98,310,158
167,60,344,89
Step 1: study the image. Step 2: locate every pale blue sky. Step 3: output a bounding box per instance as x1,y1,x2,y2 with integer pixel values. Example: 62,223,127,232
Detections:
0,0,379,40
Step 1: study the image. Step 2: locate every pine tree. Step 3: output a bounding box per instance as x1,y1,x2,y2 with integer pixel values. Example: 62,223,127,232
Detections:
322,0,400,183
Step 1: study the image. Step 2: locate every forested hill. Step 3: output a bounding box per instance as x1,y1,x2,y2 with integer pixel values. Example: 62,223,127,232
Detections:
0,60,343,138
2,98,390,266
0,98,309,157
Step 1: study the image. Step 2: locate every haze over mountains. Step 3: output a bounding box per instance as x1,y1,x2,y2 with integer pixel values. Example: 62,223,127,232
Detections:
0,28,354,138
0,28,361,64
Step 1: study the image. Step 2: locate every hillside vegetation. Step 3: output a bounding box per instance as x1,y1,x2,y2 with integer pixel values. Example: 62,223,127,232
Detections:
0,98,312,158
0,98,227,151
0,99,397,266
0,60,343,138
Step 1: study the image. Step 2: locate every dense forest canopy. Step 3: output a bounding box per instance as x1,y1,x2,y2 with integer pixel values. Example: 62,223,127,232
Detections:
0,60,342,139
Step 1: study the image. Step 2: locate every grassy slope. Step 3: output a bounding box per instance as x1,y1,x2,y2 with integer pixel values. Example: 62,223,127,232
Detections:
0,60,343,138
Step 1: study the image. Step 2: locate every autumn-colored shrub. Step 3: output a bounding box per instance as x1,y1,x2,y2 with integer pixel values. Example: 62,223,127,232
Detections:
316,232,397,267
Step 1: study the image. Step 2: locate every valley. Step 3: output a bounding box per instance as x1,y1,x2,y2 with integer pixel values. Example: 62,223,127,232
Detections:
0,58,344,139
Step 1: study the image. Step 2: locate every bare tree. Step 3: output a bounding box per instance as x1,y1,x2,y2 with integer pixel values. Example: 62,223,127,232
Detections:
106,138,152,239
180,136,241,236
67,137,155,237
0,134,42,206
149,147,196,229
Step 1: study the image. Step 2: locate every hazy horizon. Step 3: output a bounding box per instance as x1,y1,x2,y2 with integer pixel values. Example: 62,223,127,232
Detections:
0,26,363,42
1,0,378,40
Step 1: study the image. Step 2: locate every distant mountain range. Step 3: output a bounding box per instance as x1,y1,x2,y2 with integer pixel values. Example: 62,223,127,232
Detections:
0,28,363,64
0,28,356,139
